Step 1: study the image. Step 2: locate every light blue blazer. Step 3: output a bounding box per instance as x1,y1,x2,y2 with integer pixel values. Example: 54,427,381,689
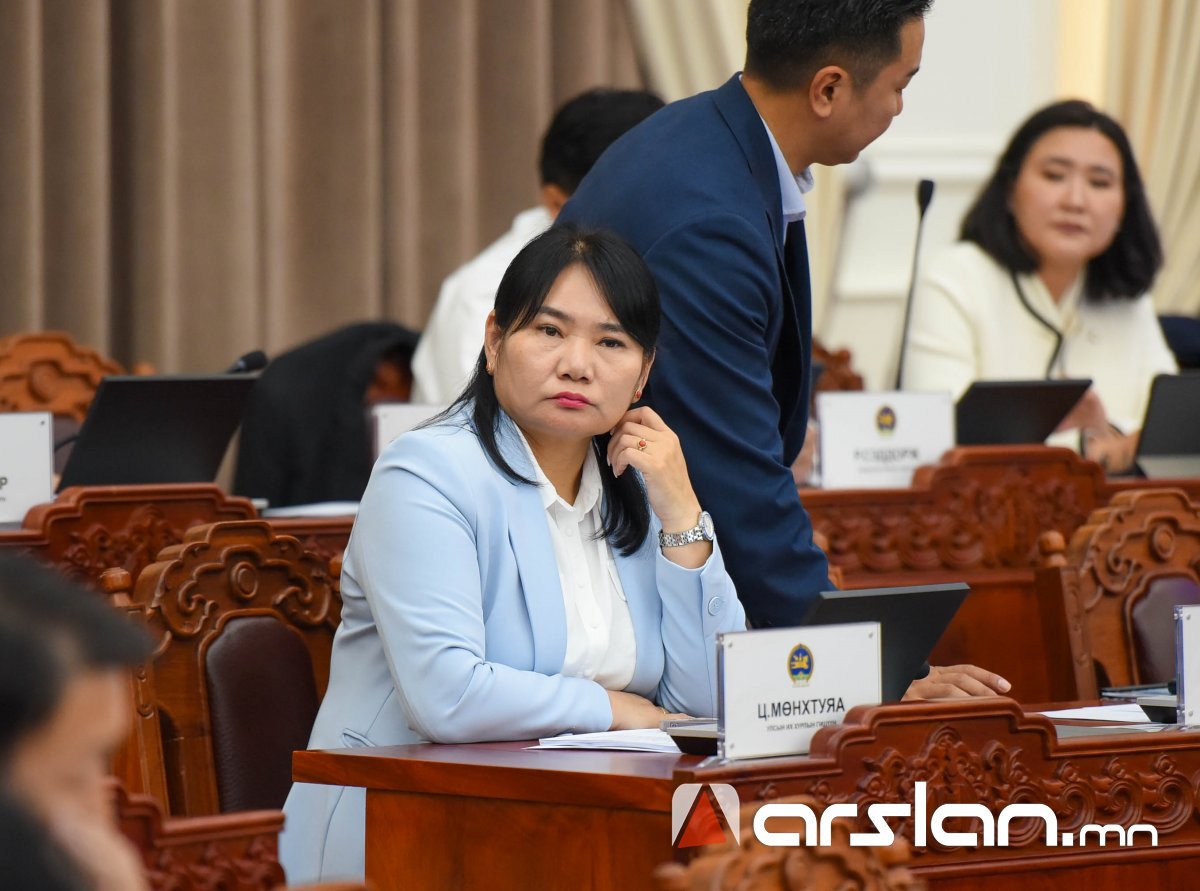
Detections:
281,410,745,882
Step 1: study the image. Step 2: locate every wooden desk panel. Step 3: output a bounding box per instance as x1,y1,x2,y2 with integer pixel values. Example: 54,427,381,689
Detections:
294,700,1200,890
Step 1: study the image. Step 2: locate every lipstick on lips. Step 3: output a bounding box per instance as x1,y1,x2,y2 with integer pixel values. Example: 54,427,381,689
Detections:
553,391,590,409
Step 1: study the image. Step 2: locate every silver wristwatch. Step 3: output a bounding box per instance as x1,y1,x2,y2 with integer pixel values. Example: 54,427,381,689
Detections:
658,511,715,548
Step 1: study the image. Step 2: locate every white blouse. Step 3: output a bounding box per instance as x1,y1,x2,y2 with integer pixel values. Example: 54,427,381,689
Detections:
902,242,1177,433
517,431,637,690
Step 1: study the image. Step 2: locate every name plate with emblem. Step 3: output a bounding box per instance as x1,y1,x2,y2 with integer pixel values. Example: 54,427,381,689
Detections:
817,390,953,489
1178,605,1199,725
0,412,53,524
716,623,880,760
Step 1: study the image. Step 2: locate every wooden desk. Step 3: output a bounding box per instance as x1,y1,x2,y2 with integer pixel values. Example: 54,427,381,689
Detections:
293,698,1200,890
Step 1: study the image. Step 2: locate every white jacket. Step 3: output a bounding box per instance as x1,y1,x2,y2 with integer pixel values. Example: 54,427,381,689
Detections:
902,241,1176,433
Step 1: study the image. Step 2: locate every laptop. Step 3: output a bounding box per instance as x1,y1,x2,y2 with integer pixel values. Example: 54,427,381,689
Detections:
662,582,970,754
955,379,1091,445
1135,373,1200,478
799,582,970,702
57,375,259,490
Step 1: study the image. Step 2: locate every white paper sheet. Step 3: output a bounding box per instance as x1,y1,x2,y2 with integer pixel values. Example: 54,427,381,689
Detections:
1036,704,1151,723
530,728,681,753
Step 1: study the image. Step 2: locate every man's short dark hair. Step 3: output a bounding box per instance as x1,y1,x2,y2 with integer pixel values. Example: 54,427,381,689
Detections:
745,0,932,91
961,99,1162,302
0,556,153,764
539,88,665,194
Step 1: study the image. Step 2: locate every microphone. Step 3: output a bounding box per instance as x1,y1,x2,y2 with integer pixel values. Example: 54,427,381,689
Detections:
224,350,268,374
893,179,935,389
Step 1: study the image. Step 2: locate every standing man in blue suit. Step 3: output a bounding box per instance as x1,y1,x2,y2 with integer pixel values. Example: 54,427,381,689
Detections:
561,0,1009,696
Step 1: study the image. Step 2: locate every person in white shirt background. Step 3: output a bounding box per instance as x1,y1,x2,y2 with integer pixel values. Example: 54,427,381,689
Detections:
411,87,664,404
902,99,1176,472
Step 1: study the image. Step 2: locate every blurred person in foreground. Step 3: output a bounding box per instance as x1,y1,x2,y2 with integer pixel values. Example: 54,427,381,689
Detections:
0,555,154,891
282,225,745,882
411,87,665,404
902,99,1176,473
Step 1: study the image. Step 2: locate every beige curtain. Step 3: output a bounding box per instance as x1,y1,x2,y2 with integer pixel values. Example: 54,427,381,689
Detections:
1104,0,1200,314
0,0,641,373
624,0,844,330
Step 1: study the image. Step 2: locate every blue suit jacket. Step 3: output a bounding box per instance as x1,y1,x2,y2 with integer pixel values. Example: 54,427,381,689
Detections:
281,411,745,881
558,74,832,628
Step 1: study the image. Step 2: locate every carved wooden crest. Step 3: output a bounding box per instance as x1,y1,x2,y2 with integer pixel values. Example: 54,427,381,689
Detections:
684,699,1200,872
806,446,1105,576
12,484,256,585
0,330,124,420
654,794,924,891
114,780,286,890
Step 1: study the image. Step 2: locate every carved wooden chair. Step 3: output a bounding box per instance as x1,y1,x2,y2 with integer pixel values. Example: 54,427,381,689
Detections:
103,520,341,818
653,794,924,891
0,330,134,421
1036,488,1200,698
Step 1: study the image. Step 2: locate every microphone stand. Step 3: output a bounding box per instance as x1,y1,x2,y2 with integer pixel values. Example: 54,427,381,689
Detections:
894,179,935,390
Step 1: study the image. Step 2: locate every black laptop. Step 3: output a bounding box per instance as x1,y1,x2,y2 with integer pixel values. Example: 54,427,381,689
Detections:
57,375,258,490
799,582,969,702
1135,373,1200,478
955,379,1091,445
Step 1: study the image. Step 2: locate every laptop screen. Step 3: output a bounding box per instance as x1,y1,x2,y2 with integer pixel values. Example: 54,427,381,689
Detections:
57,375,258,489
800,582,969,702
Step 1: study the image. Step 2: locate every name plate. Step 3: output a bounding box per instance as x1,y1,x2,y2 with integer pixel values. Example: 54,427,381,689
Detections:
0,412,53,524
717,623,880,760
817,391,953,489
371,403,446,458
1178,605,1199,725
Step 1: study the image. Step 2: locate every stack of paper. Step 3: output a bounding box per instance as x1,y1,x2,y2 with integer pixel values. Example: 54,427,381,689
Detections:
532,729,682,753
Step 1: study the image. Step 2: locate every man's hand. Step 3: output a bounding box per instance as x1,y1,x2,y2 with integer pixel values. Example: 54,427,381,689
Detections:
903,664,1011,699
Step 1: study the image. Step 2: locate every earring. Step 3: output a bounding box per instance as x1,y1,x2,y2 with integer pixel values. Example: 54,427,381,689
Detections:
633,388,642,401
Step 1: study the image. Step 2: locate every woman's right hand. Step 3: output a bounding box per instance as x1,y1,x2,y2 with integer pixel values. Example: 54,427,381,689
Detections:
607,690,689,730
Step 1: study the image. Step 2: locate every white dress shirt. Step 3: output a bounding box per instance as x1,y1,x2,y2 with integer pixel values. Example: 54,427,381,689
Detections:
411,206,554,404
517,431,637,690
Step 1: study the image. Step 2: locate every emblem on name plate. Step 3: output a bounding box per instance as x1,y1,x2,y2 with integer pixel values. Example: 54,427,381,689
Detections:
788,643,814,686
875,405,897,436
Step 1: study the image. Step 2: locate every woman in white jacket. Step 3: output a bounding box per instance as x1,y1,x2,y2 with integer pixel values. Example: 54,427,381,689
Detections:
902,100,1175,472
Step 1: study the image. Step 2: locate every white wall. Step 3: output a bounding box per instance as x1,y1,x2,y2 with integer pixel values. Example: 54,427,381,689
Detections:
817,0,1061,390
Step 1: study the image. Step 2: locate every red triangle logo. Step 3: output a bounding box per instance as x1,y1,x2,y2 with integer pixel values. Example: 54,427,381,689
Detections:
675,787,730,848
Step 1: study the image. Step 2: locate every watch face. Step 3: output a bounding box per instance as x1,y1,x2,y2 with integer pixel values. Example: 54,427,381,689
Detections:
699,511,715,540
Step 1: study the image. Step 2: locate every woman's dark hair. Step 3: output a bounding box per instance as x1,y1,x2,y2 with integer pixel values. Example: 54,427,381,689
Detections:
439,224,660,555
961,99,1162,301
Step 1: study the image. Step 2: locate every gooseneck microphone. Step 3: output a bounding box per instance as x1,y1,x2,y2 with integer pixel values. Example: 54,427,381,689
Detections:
224,350,269,374
893,179,935,389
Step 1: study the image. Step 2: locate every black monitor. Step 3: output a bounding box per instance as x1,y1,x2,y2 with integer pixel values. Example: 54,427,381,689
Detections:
799,582,970,702
1135,373,1200,478
57,375,258,490
955,379,1091,445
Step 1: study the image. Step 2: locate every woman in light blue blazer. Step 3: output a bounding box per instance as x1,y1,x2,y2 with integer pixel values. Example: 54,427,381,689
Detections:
282,225,746,882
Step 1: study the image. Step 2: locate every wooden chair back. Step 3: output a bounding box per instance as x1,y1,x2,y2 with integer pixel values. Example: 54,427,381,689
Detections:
0,330,125,420
1036,488,1200,698
0,483,256,585
106,520,340,817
